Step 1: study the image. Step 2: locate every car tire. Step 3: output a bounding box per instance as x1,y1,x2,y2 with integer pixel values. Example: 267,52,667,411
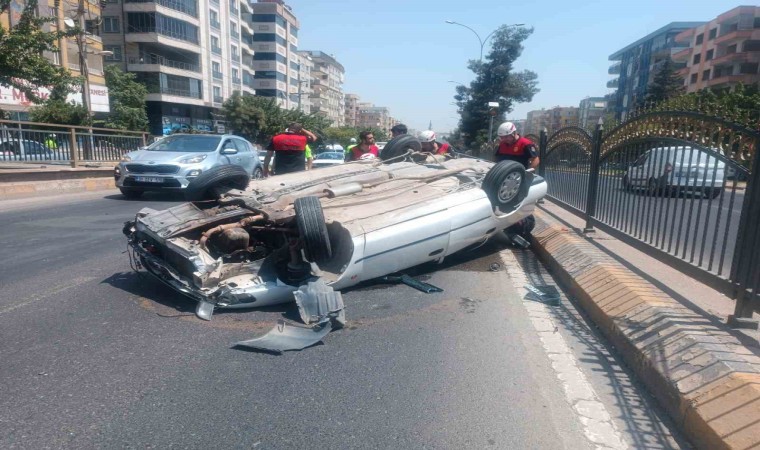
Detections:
252,167,263,179
379,135,421,162
294,196,332,265
185,165,251,201
482,161,528,211
120,188,144,199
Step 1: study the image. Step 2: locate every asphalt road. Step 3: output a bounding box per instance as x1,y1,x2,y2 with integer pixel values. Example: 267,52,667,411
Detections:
0,191,687,449
544,170,745,277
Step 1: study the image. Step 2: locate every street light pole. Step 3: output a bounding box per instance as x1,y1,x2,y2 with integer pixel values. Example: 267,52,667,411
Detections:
444,21,524,62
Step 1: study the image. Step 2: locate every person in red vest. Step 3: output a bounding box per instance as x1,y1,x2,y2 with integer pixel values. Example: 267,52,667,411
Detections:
349,130,379,161
494,121,539,170
263,122,316,176
419,130,451,156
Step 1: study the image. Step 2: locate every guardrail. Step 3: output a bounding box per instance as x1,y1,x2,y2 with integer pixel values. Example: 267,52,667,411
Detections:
0,120,148,167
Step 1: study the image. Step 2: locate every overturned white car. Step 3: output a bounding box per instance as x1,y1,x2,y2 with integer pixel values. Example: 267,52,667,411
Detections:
124,141,547,320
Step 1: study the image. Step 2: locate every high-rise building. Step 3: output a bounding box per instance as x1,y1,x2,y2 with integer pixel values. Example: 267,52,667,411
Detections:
673,6,759,94
102,0,254,134
608,22,704,121
303,50,344,126
0,0,110,117
344,93,359,127
356,105,391,133
578,97,607,131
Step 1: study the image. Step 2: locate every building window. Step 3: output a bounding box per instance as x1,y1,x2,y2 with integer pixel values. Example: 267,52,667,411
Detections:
702,69,710,81
252,33,287,46
127,13,199,44
104,45,122,61
744,40,760,52
209,10,219,28
708,28,717,40
740,62,759,74
290,26,298,37
211,35,221,54
695,33,703,45
690,73,698,84
231,45,239,60
727,44,738,54
253,52,287,64
705,49,713,61
693,53,701,64
103,16,120,32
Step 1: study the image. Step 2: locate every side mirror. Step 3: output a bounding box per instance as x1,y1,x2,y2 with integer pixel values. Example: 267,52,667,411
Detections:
221,147,238,155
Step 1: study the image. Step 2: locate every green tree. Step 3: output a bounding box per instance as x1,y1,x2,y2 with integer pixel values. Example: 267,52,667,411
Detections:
643,58,684,106
222,93,331,145
322,126,358,148
455,25,539,149
0,0,78,101
657,83,760,128
103,65,148,131
29,98,90,125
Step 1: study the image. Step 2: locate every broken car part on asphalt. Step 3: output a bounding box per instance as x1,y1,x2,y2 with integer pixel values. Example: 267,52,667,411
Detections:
234,320,333,354
524,284,561,306
293,279,346,327
379,274,444,294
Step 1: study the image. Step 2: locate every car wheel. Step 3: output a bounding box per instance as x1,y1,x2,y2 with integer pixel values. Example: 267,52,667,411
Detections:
252,167,263,179
294,196,332,265
120,188,144,199
185,165,251,201
482,161,528,211
379,135,421,162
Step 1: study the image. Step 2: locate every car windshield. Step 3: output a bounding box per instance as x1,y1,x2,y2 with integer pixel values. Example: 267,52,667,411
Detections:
315,152,343,160
147,135,221,153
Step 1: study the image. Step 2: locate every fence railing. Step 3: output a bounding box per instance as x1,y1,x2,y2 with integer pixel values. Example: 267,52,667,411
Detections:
538,112,760,327
0,120,148,166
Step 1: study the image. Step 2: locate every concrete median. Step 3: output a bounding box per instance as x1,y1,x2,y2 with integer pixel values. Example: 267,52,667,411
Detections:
530,208,760,450
0,164,116,198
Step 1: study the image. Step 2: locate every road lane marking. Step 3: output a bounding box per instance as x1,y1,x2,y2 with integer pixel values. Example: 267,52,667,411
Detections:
0,276,95,316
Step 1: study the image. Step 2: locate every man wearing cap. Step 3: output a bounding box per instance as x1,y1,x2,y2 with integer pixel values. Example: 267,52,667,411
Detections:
263,122,316,176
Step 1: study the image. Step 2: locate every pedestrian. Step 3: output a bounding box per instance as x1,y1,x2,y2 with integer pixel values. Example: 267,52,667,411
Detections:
494,121,539,170
44,134,58,151
418,130,451,157
263,122,316,176
305,144,313,170
390,123,408,138
349,130,379,161
344,137,357,161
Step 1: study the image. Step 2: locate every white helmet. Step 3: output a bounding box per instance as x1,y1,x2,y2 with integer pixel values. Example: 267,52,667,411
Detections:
419,130,436,142
350,137,357,143
359,153,376,160
497,122,517,137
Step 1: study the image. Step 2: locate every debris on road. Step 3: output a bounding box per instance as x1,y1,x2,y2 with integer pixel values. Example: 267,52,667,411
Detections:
524,284,561,306
234,320,332,354
380,274,444,293
509,234,531,249
294,280,346,327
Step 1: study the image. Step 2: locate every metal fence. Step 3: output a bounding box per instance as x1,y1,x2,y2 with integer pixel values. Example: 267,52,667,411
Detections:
0,120,148,166
538,111,760,326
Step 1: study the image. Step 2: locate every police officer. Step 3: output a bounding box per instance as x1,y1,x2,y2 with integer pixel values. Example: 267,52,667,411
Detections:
494,122,539,170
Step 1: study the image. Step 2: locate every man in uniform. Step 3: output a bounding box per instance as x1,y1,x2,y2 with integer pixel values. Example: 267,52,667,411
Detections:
494,121,539,170
263,122,316,176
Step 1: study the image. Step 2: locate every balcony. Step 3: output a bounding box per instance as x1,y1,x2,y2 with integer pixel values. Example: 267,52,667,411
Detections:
211,45,222,55
125,0,198,18
128,54,200,72
715,29,756,45
232,76,241,84
152,87,202,99
213,95,224,103
230,29,239,40
708,73,758,87
210,19,220,29
125,25,200,46
212,70,223,80
711,51,760,66
608,62,620,75
606,78,619,89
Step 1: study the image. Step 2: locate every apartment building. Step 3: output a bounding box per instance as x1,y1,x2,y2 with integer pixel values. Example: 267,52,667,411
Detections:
303,50,345,126
673,6,759,94
101,0,254,134
344,93,359,127
356,105,392,133
607,22,704,120
0,0,110,117
251,0,306,112
524,109,550,136
578,97,607,130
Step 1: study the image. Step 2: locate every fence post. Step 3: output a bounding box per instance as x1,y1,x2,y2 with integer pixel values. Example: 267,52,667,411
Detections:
728,137,760,329
583,119,604,233
68,128,79,168
538,128,547,178
141,133,147,147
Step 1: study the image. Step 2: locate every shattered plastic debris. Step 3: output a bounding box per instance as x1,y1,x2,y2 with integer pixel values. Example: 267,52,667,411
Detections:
510,234,531,249
380,274,443,293
524,284,561,306
234,320,332,354
196,300,215,321
294,280,346,327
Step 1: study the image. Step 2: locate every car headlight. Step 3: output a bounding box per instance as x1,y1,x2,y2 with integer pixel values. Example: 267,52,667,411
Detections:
180,154,207,164
120,155,131,162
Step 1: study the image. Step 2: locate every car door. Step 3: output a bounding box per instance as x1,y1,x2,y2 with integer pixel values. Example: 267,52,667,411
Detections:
232,138,255,173
219,139,240,167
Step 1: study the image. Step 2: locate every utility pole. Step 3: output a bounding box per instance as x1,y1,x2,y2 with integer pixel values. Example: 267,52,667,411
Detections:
76,0,91,118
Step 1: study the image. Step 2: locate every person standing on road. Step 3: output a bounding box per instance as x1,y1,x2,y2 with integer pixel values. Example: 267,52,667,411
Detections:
305,144,313,170
344,137,357,161
263,122,316,176
349,131,379,161
494,121,539,170
419,130,451,157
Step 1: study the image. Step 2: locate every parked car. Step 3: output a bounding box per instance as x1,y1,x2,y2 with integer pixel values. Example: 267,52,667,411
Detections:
123,136,547,320
115,134,263,198
311,151,345,168
0,139,55,161
622,146,726,198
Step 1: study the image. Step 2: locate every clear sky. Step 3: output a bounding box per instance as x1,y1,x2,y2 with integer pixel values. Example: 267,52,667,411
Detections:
291,0,741,133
